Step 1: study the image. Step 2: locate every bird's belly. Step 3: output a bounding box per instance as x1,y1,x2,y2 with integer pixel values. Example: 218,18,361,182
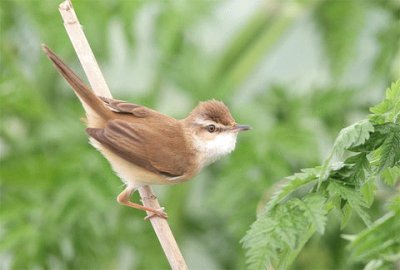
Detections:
89,138,176,187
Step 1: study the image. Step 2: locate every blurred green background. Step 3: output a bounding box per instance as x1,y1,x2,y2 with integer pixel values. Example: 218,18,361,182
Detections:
1,0,399,269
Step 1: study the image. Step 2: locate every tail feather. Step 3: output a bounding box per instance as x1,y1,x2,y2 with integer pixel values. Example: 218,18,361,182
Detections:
42,44,112,123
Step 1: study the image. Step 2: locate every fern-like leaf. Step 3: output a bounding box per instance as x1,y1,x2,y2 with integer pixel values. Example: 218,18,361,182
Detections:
347,208,400,263
377,124,400,172
243,81,400,269
333,119,374,157
345,152,370,185
370,80,400,124
265,168,319,213
381,166,400,186
242,194,327,270
320,119,374,182
295,194,327,234
327,181,371,226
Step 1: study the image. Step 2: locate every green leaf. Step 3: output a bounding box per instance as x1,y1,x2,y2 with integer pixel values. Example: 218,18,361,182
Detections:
388,196,400,212
370,80,400,124
347,211,400,262
264,167,319,213
348,125,387,153
381,166,400,186
341,203,353,229
361,177,376,207
328,181,371,226
333,120,375,157
242,194,327,270
320,120,374,182
363,260,385,270
377,124,400,172
345,152,371,185
296,194,328,234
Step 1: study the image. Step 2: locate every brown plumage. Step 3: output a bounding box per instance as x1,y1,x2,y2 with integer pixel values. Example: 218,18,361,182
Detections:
187,100,236,127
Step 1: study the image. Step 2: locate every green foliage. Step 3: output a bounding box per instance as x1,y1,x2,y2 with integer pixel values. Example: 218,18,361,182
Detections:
314,0,365,77
370,81,400,124
376,124,400,172
243,194,327,270
346,203,400,264
1,0,398,269
242,81,400,269
381,166,400,186
327,181,371,226
371,1,400,80
344,196,400,270
319,119,374,184
333,120,375,157
264,168,320,213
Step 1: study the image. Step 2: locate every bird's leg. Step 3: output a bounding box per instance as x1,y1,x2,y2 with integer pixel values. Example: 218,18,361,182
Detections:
117,186,168,219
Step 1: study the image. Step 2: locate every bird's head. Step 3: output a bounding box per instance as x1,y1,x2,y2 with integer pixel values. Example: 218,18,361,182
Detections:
184,100,250,167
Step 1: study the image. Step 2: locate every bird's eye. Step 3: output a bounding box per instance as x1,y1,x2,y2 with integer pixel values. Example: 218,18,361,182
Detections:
207,124,216,133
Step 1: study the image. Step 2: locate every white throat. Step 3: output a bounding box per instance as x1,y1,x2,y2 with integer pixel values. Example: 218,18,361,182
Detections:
193,132,238,167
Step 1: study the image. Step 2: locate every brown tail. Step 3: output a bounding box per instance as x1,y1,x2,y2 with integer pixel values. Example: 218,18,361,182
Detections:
42,44,112,122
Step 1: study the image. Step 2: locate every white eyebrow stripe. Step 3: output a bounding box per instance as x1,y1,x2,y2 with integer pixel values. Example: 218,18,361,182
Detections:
193,118,214,126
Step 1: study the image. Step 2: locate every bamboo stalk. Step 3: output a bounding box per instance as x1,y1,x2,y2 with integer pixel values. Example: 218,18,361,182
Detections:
57,1,188,269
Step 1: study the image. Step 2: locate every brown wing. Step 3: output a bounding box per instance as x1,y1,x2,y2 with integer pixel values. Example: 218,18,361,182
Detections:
86,119,191,178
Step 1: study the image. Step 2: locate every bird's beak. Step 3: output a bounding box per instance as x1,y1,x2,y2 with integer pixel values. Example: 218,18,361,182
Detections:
233,124,251,132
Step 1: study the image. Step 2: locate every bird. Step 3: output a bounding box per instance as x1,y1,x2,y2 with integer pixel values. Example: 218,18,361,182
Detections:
42,45,250,219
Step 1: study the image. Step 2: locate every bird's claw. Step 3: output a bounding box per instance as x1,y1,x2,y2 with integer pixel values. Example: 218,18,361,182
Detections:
144,207,168,220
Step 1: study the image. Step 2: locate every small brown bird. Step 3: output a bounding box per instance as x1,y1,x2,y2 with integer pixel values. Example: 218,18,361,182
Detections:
42,45,250,219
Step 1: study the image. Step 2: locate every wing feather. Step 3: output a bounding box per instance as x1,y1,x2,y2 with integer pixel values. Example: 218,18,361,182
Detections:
86,119,192,178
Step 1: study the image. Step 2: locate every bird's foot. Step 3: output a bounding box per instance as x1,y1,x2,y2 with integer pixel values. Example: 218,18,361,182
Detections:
144,207,168,220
